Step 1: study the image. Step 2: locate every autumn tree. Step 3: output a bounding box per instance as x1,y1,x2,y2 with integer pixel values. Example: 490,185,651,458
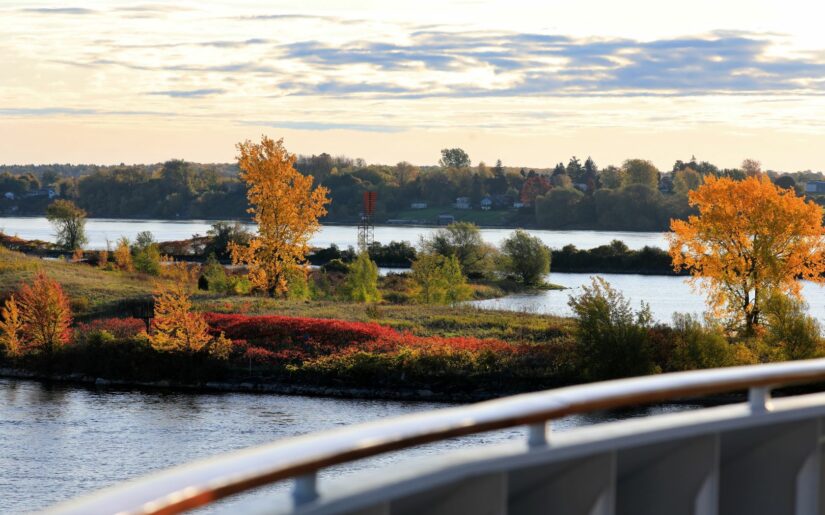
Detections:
16,272,72,355
149,279,231,358
230,136,330,296
46,199,87,250
668,175,825,333
114,237,133,271
0,295,23,358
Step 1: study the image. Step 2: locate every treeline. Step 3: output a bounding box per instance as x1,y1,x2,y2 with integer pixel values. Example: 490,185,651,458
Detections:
2,154,822,230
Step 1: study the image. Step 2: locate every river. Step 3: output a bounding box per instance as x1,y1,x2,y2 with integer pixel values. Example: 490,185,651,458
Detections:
0,217,667,251
0,378,692,513
472,272,825,326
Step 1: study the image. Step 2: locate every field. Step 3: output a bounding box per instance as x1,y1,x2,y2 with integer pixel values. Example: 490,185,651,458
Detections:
0,247,158,317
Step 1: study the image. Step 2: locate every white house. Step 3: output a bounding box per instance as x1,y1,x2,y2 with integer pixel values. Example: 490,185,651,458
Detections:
480,196,493,211
454,197,471,209
410,201,428,209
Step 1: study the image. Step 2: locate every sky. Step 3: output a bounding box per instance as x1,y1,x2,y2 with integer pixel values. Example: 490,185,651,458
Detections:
2,0,825,170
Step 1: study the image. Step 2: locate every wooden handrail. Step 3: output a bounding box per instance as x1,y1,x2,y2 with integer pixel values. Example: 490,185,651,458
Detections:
45,359,825,515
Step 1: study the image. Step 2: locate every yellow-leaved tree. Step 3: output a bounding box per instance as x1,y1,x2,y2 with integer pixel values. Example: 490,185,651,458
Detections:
668,175,825,333
0,295,23,358
230,136,330,296
149,274,231,358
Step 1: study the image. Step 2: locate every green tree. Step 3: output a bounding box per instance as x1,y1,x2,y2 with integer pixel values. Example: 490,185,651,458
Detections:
205,222,252,260
345,251,381,303
599,165,623,189
439,148,471,168
46,200,87,250
411,253,470,304
500,230,551,285
419,222,496,278
132,231,161,275
535,188,583,228
673,168,703,195
568,277,655,379
622,159,659,189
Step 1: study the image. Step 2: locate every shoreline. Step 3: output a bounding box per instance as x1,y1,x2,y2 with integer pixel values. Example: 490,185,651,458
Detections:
0,367,747,406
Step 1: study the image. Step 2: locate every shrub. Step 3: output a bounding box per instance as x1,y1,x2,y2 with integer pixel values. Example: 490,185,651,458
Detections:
201,254,230,293
74,317,146,343
764,293,823,360
667,313,736,370
568,277,655,379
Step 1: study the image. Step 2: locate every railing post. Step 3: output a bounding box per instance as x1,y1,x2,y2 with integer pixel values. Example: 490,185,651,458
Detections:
293,472,319,507
527,421,549,447
749,385,772,413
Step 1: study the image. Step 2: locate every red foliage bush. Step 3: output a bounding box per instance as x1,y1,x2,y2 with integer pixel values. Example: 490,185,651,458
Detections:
204,313,528,365
74,318,146,340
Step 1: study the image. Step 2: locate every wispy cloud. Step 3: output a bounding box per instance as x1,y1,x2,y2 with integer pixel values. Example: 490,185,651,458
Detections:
148,88,226,98
241,120,404,133
21,7,95,15
276,31,825,98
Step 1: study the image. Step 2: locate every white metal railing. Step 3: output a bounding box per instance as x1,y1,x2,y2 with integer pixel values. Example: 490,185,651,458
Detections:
43,359,825,515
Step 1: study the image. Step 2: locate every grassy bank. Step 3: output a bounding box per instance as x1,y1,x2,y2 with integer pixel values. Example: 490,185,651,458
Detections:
0,247,156,317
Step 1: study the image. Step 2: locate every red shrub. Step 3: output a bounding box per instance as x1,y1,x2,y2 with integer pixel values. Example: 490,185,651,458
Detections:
75,317,146,339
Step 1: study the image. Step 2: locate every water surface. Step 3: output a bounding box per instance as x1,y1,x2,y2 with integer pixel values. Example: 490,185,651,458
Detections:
0,217,666,251
0,378,690,513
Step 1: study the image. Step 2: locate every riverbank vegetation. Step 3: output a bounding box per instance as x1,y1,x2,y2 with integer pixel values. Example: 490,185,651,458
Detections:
2,140,825,400
2,153,821,232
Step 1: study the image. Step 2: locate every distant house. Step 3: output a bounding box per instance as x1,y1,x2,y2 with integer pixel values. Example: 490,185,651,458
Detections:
23,188,57,199
806,181,825,194
410,201,428,209
436,214,455,225
454,197,471,209
513,201,525,209
480,196,493,211
3,192,14,200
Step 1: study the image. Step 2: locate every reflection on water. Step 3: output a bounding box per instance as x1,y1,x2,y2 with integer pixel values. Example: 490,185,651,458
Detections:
0,378,694,513
0,217,666,251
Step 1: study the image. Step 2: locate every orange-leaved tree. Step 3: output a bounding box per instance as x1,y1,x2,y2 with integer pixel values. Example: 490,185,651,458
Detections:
668,175,825,333
16,272,72,355
230,136,330,296
149,277,231,358
0,295,24,358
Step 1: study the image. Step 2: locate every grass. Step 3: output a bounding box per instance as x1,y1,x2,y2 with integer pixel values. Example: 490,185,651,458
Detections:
196,296,575,343
0,247,158,317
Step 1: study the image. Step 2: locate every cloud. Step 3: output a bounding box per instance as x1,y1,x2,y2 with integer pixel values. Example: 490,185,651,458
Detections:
20,7,95,15
148,88,226,98
0,107,169,116
273,31,825,98
241,120,404,133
